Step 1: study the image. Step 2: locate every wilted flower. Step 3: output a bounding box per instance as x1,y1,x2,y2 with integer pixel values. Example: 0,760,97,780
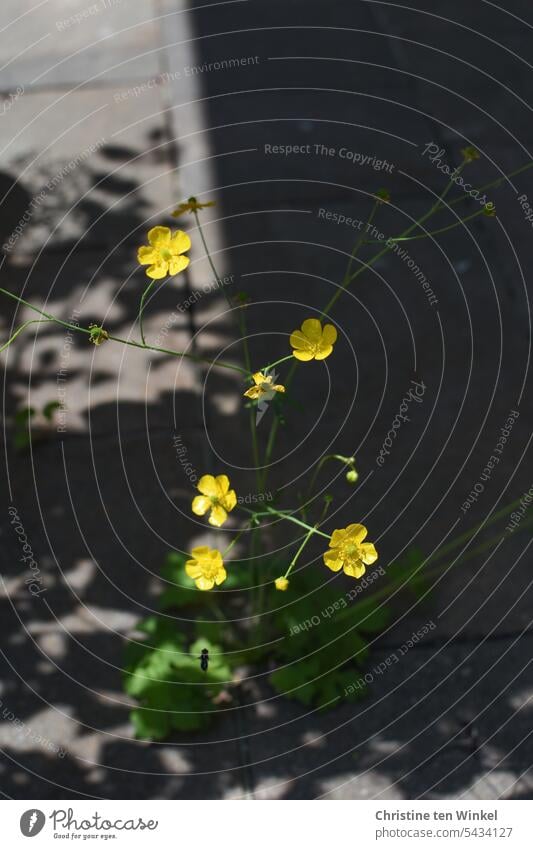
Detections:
290,318,337,361
323,523,377,579
88,324,109,346
192,474,237,527
137,226,191,280
185,546,227,590
244,372,286,401
172,197,216,217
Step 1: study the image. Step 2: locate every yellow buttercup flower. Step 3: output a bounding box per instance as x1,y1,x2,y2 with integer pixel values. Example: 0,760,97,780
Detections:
192,474,237,527
274,576,289,591
323,523,377,579
290,318,337,361
172,197,216,217
185,546,227,590
137,226,191,280
243,372,286,401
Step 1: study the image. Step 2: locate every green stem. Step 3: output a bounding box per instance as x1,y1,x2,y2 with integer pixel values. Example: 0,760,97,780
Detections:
336,496,533,624
261,354,294,374
0,318,55,353
193,213,265,610
445,161,533,212
138,279,157,346
284,524,317,579
222,522,251,559
364,207,487,245
323,162,468,317
0,285,248,375
0,287,92,336
344,199,380,284
306,453,355,503
263,506,330,539
427,493,530,565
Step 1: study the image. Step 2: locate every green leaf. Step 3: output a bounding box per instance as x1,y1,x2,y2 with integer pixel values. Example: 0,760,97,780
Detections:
124,618,232,739
42,400,62,421
14,407,35,424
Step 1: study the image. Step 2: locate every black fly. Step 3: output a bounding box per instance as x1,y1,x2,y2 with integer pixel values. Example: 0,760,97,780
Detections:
199,648,209,672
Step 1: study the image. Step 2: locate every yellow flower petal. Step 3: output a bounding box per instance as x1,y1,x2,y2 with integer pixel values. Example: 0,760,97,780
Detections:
290,329,314,352
275,577,289,591
292,348,315,362
330,528,347,548
197,475,218,497
191,545,210,558
301,318,323,342
252,372,265,385
244,385,262,399
196,576,216,591
323,550,343,572
168,255,190,276
360,542,378,565
192,495,211,517
169,230,192,254
137,246,158,265
209,504,228,527
343,561,366,579
221,489,237,512
346,524,368,544
147,226,171,247
314,344,334,360
215,475,230,496
214,567,227,586
322,323,338,346
272,384,286,393
185,562,203,579
146,261,168,279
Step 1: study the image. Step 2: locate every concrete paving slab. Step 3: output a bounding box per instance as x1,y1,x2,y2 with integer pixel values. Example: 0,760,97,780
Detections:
0,0,161,90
